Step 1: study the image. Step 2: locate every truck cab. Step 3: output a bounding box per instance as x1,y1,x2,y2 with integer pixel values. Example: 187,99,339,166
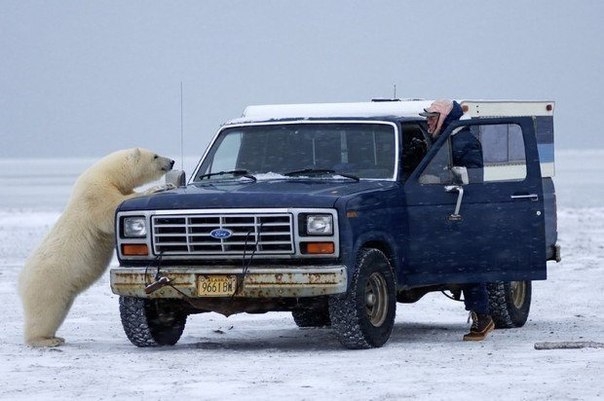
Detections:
110,99,560,349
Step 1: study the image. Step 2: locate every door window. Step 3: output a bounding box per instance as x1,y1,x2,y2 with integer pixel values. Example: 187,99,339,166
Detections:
418,140,453,184
479,124,526,182
419,123,527,185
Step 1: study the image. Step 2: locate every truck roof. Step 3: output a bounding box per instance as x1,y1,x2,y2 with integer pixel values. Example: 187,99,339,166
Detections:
227,99,555,124
232,100,432,123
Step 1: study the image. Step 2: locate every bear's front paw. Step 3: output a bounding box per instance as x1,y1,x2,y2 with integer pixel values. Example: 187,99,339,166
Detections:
144,184,175,194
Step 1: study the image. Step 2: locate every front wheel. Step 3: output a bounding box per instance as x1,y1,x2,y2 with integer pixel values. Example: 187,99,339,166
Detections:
119,297,187,347
329,248,396,349
487,281,532,328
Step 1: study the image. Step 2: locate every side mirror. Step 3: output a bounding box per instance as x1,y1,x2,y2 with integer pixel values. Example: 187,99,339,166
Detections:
165,170,186,187
451,166,469,185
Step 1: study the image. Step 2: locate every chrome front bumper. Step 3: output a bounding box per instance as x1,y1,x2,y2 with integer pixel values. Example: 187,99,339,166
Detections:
110,265,348,299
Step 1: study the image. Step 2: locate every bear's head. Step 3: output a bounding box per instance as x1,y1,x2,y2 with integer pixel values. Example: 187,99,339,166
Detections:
126,148,175,188
95,148,174,192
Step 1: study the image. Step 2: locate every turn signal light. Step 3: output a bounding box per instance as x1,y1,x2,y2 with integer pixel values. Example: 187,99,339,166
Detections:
122,244,149,256
305,242,335,254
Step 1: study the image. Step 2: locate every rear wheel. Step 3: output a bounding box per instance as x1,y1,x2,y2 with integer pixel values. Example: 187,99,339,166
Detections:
487,281,532,328
119,297,187,347
329,248,396,349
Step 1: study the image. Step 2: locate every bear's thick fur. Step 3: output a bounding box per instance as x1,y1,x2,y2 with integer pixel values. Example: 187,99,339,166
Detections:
18,148,174,347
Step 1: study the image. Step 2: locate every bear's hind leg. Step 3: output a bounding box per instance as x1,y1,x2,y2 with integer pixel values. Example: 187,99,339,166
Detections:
23,295,74,347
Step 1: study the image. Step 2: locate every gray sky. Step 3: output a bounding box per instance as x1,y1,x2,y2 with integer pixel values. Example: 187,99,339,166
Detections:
1,1,603,159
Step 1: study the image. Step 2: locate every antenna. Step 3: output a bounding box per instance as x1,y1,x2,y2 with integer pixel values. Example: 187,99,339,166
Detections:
180,82,184,171
393,84,397,99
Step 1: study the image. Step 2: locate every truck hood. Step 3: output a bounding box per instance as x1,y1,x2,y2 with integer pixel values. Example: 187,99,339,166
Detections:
119,179,397,211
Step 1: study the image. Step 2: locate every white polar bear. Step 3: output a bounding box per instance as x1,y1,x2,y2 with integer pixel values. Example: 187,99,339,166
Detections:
18,148,174,347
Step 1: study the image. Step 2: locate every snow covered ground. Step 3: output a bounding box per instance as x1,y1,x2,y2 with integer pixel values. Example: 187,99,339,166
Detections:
0,150,602,400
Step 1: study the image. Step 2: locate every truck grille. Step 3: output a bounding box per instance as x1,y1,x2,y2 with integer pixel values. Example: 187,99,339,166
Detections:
151,213,294,256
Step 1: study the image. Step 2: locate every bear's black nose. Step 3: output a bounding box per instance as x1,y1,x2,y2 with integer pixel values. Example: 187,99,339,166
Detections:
170,160,175,167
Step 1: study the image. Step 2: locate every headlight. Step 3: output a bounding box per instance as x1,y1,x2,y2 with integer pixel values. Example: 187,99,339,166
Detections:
306,215,333,235
123,216,147,238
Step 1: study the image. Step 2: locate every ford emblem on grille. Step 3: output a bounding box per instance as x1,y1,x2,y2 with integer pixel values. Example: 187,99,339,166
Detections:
210,228,233,239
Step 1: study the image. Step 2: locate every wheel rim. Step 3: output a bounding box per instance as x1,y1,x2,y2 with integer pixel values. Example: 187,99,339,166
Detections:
510,281,526,308
365,272,388,326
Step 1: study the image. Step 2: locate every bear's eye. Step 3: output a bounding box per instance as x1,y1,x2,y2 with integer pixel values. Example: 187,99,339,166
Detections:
154,154,158,159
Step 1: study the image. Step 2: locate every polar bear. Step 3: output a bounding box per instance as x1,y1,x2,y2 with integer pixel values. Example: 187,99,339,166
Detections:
18,148,174,347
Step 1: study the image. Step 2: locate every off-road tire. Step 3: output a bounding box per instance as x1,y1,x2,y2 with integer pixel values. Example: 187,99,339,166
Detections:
119,296,187,347
487,281,532,328
329,248,396,349
292,303,331,328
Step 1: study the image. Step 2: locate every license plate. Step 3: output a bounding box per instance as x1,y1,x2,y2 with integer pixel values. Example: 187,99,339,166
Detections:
197,275,237,297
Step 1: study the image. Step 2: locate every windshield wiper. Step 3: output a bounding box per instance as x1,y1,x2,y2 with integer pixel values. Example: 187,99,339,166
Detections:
197,169,256,182
283,168,359,181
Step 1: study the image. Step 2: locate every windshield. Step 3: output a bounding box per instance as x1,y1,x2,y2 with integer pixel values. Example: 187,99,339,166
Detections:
193,122,397,182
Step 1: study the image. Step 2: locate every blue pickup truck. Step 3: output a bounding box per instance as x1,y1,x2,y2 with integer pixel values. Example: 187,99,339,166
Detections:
110,99,560,349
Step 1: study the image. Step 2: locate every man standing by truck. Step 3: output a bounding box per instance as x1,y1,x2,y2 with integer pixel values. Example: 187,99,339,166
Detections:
420,99,494,341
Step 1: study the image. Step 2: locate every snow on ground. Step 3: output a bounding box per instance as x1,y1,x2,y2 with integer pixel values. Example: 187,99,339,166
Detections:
1,208,602,401
0,152,603,400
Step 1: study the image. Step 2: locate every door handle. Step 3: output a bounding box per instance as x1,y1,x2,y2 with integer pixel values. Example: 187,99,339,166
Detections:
511,194,539,201
445,185,464,221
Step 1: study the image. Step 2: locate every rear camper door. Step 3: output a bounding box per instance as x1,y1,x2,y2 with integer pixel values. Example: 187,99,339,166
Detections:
403,117,547,286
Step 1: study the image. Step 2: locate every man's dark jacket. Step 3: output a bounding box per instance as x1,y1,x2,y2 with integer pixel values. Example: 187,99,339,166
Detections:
441,101,483,168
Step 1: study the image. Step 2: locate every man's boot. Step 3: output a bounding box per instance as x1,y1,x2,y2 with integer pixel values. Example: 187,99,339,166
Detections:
463,311,495,341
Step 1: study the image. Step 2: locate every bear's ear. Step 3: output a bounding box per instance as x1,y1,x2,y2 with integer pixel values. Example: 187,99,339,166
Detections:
129,148,142,161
